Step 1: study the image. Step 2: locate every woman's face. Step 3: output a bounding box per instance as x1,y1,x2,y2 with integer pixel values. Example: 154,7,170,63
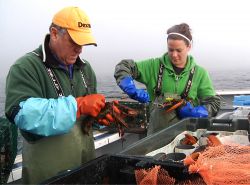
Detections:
167,39,191,68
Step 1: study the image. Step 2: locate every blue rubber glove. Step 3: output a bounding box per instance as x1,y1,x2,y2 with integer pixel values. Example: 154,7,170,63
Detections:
119,76,150,103
178,102,208,119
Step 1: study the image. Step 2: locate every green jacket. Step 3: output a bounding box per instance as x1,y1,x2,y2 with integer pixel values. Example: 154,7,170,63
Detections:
5,35,97,184
5,35,97,138
115,53,220,111
5,36,96,116
114,53,221,134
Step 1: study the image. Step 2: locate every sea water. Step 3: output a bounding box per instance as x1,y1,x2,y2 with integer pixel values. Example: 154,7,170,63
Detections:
1,69,250,116
1,69,250,155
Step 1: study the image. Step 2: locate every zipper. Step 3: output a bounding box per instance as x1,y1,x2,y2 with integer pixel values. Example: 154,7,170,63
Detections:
70,79,75,96
68,69,89,96
64,69,75,96
175,75,179,93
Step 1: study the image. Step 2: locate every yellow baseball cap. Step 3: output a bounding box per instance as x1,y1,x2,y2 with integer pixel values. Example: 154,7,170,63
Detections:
52,6,97,46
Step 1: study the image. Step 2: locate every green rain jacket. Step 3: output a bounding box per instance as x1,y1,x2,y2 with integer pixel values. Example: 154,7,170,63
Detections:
114,53,221,134
5,35,97,184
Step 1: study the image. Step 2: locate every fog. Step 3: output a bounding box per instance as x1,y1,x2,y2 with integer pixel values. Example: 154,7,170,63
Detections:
1,0,250,79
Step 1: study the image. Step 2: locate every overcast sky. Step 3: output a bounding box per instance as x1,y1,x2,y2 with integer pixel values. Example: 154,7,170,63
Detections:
1,0,250,79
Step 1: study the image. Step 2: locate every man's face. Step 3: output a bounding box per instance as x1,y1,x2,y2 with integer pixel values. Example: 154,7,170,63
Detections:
50,27,82,65
167,39,191,68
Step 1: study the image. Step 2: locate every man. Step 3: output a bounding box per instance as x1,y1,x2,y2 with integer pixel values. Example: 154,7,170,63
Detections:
5,6,109,184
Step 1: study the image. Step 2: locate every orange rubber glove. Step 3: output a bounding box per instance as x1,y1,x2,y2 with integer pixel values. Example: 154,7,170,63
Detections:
76,94,105,118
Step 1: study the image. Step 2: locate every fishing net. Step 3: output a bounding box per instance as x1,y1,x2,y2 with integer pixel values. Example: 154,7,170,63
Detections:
135,165,205,185
135,165,175,185
187,144,250,185
0,117,18,184
135,144,250,185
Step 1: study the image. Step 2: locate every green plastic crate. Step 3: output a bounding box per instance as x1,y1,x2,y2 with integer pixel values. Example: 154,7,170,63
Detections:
96,100,149,134
0,117,18,184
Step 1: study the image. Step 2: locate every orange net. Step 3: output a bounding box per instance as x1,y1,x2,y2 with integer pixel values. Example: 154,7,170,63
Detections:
135,144,250,185
187,144,250,185
135,165,175,185
135,165,205,185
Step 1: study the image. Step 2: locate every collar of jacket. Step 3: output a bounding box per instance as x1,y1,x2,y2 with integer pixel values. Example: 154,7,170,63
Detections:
35,34,85,70
161,53,196,74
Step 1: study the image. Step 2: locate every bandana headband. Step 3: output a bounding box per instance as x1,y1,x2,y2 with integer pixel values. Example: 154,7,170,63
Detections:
167,32,191,45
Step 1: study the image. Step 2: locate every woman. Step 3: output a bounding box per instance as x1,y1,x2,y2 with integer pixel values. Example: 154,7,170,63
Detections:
114,23,220,135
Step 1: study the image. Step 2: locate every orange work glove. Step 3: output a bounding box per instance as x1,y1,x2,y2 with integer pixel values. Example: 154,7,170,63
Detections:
76,94,105,118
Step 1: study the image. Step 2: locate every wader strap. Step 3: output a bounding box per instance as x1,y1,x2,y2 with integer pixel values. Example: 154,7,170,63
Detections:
31,51,64,97
80,70,89,94
44,66,64,97
154,58,196,99
154,61,164,97
31,51,89,96
180,67,196,99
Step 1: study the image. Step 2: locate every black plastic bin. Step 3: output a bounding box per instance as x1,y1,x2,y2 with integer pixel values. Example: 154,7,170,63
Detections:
41,118,249,184
41,154,203,184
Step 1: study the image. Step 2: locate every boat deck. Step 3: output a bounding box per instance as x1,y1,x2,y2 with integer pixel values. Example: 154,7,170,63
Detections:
6,89,250,183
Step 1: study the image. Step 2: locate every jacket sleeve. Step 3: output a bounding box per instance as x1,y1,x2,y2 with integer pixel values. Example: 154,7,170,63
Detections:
197,69,221,117
201,95,221,117
5,56,77,136
14,96,77,136
114,59,140,84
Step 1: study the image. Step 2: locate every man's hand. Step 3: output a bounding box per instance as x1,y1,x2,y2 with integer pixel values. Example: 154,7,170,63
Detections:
76,94,105,118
